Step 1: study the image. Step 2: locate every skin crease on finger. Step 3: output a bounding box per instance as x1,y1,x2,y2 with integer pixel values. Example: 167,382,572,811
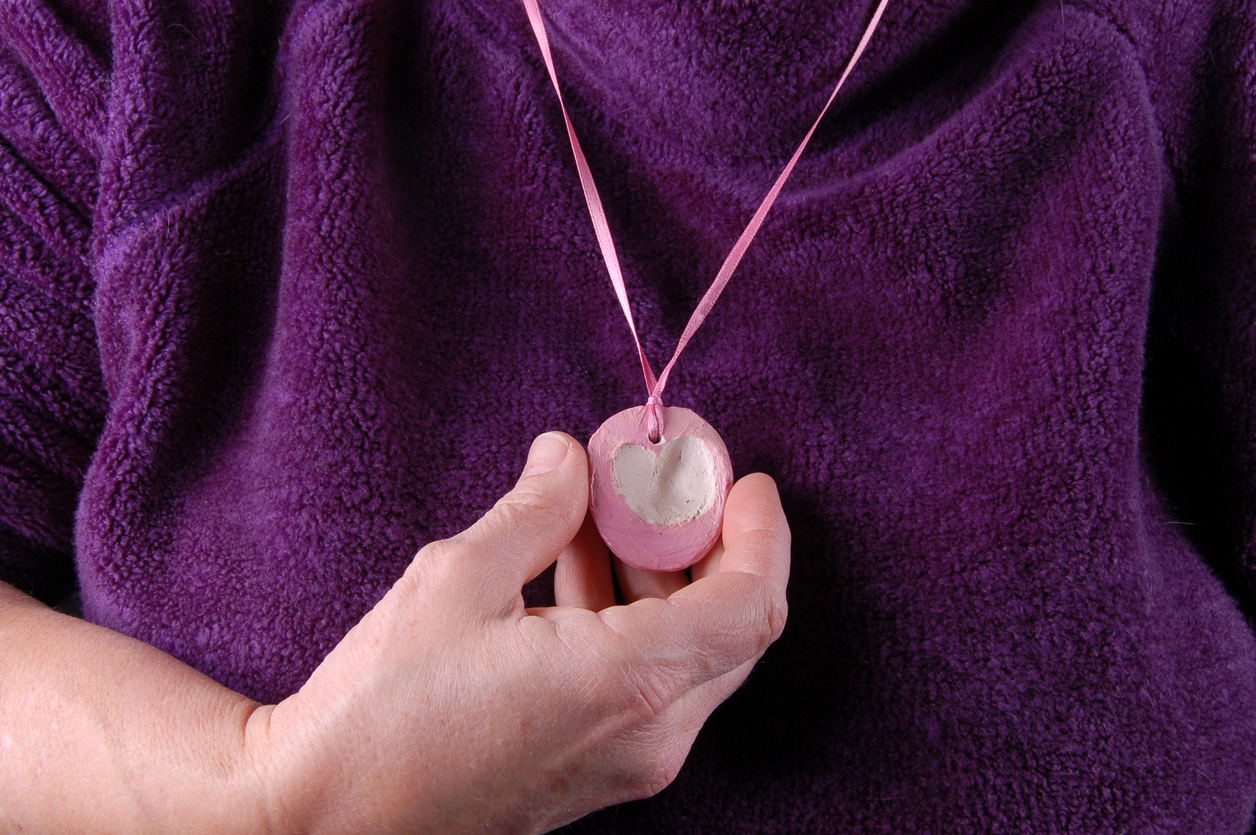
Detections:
240,436,789,835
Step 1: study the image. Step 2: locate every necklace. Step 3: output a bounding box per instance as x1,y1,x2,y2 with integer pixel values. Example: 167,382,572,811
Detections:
523,0,890,572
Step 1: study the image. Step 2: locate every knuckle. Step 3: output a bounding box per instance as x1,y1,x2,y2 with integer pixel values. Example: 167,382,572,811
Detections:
639,766,674,800
765,595,788,646
491,484,565,532
609,660,671,724
416,539,456,565
631,751,684,799
594,640,677,725
746,580,788,654
413,539,462,580
629,671,671,724
486,481,586,548
394,540,460,597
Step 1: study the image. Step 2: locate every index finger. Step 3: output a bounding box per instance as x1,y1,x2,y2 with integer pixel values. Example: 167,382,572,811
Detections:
712,472,790,595
596,473,790,697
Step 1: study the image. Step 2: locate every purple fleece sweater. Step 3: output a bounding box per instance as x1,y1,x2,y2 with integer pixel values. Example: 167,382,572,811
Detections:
3,0,1256,830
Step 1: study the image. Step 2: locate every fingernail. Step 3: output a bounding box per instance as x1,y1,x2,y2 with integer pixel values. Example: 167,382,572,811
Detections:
522,432,570,477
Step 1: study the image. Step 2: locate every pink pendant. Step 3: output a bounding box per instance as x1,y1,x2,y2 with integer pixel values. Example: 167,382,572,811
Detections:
588,406,734,572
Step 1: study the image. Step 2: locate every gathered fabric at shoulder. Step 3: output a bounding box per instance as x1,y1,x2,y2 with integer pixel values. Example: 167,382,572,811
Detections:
0,1,107,603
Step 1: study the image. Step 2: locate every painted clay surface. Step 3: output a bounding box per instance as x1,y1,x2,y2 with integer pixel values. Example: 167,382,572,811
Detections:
588,405,733,572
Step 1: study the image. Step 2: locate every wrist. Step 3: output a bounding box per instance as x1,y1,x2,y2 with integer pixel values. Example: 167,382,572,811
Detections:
243,696,367,835
243,703,310,835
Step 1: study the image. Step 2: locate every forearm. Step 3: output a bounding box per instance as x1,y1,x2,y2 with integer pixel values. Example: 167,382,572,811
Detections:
0,581,274,834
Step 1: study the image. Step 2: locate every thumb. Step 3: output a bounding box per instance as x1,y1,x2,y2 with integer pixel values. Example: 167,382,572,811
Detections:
442,432,590,602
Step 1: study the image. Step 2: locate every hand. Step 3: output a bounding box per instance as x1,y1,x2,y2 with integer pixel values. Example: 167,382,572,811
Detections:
249,432,790,835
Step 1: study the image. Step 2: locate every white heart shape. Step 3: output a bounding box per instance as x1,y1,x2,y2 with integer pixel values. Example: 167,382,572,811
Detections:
612,435,717,526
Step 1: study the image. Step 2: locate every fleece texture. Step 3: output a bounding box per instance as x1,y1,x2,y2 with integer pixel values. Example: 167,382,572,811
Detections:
3,0,1256,830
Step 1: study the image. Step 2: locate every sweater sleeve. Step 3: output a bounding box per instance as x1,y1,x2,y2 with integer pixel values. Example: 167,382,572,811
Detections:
0,2,108,604
1139,0,1256,613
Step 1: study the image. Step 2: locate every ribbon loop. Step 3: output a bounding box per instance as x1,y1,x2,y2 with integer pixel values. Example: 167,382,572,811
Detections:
522,0,891,409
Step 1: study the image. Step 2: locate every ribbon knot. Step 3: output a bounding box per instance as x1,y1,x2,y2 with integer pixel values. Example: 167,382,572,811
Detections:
645,395,665,443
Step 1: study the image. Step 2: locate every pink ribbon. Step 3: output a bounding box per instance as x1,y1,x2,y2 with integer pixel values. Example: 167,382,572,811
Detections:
522,0,891,441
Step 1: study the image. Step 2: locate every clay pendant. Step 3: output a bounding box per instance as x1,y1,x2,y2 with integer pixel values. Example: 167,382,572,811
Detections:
588,406,734,572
